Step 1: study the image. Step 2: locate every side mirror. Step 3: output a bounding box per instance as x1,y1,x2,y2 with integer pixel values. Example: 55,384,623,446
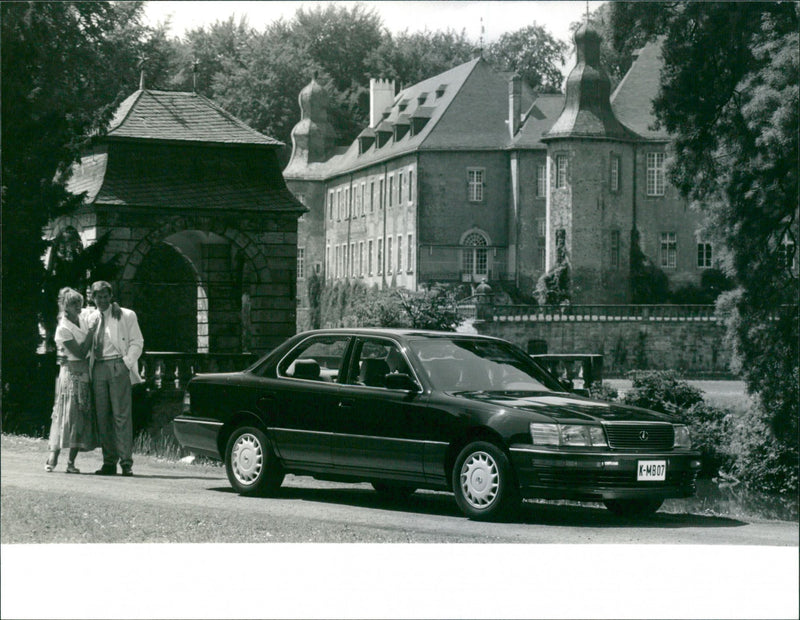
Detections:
385,372,420,392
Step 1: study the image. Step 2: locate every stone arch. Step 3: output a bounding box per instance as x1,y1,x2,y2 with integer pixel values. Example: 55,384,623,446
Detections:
115,215,273,354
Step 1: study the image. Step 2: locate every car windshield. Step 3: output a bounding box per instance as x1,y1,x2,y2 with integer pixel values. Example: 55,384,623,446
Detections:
409,338,560,393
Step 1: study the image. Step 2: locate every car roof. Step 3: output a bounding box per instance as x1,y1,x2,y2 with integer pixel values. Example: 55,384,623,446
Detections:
295,327,504,342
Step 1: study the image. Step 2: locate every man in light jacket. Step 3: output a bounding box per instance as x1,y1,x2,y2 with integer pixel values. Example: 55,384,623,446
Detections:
89,281,144,476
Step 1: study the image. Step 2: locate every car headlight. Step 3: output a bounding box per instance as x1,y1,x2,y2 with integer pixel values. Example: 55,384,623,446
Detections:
673,424,692,449
530,423,608,447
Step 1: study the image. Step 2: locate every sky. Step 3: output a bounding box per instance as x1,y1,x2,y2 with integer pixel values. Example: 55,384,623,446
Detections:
143,0,606,48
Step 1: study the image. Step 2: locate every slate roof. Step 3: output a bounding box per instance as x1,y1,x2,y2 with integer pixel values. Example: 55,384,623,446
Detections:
105,89,283,147
65,147,303,212
511,94,566,149
611,38,669,140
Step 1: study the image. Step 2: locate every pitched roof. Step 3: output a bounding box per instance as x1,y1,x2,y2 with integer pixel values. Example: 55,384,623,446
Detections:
65,146,303,213
511,94,565,149
105,90,283,147
611,38,669,140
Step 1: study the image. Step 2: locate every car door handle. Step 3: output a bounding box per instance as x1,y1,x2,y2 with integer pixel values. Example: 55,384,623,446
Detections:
338,399,354,409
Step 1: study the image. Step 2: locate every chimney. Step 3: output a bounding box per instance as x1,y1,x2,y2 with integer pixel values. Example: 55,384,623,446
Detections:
370,78,396,127
508,74,521,138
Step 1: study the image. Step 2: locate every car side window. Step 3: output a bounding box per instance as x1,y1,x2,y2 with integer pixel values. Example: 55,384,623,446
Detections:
347,338,413,389
277,336,351,383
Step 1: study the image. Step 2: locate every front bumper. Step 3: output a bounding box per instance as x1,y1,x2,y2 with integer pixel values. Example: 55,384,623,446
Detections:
509,445,702,502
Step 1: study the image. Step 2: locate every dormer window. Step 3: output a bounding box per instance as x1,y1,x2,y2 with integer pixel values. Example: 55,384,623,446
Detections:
436,84,447,98
393,115,410,141
357,127,376,155
398,98,410,112
375,121,393,148
410,106,433,136
417,92,428,105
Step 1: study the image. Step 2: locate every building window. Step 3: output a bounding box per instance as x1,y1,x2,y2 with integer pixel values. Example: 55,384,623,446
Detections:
337,190,342,220
408,170,414,203
647,152,666,196
556,155,568,189
359,241,364,275
537,247,546,270
697,242,713,268
387,237,393,274
370,181,375,213
328,191,334,220
462,232,488,278
611,230,620,268
610,155,620,193
536,164,546,198
398,172,404,204
778,234,796,270
326,246,330,279
397,235,402,272
388,176,394,207
468,168,484,202
379,179,384,209
297,247,305,279
335,245,340,278
407,233,413,272
344,243,350,277
361,183,366,216
377,238,383,274
536,218,546,239
660,232,677,269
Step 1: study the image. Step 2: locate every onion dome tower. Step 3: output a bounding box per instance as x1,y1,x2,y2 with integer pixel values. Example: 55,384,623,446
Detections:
286,75,337,169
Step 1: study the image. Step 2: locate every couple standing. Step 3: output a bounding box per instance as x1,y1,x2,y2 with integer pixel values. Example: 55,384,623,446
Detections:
46,281,144,476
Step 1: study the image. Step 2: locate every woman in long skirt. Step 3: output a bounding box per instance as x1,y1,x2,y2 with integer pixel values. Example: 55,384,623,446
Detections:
45,288,99,473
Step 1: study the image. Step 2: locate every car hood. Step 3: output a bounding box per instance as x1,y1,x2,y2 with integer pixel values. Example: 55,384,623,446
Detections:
454,391,674,423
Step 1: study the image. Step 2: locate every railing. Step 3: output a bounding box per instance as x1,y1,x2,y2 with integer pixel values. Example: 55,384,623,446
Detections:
491,304,718,322
138,351,260,392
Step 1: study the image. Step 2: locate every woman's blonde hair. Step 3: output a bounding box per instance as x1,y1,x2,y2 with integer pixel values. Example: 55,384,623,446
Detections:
58,287,84,316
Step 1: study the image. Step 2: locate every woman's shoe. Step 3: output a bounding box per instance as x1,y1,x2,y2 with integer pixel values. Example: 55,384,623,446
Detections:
45,452,58,472
65,464,80,474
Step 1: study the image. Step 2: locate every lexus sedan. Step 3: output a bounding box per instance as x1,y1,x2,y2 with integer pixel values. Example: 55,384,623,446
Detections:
173,329,701,521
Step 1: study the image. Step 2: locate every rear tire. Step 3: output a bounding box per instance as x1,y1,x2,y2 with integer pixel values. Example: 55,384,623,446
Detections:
225,426,284,496
603,498,664,518
371,482,416,501
452,441,520,521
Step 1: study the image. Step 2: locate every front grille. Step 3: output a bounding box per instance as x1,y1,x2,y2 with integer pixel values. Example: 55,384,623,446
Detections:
534,469,695,488
605,423,674,450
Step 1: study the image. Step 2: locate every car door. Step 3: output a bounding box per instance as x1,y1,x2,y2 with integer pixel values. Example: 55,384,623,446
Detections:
331,336,430,481
264,334,351,469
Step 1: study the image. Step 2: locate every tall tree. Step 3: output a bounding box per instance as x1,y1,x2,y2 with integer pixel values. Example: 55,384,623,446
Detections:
609,2,799,443
486,23,568,92
1,1,164,408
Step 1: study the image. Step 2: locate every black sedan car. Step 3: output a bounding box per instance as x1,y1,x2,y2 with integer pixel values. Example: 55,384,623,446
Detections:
174,329,701,521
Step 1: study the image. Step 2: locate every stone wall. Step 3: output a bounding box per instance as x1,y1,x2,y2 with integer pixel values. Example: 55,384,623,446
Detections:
476,317,731,377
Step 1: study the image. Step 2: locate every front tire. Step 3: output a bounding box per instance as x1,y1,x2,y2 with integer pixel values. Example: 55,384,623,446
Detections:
225,426,284,496
452,441,520,521
604,498,664,518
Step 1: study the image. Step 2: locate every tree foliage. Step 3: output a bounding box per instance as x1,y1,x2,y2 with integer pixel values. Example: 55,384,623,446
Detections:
609,2,799,444
486,24,568,93
1,1,166,401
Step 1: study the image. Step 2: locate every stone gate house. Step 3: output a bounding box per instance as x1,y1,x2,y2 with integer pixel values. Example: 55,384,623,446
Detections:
46,89,304,355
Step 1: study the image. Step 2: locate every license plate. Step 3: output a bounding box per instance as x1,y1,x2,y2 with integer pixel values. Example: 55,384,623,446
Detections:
637,460,666,481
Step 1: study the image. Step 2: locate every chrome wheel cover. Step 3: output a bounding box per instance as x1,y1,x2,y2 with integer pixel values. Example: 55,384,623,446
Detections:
459,450,500,509
231,433,263,486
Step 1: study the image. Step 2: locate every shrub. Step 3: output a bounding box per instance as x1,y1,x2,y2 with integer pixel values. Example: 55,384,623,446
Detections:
587,381,619,401
727,400,799,497
622,370,704,414
680,402,735,478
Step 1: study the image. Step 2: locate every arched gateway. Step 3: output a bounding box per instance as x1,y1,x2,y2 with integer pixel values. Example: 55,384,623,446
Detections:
48,89,305,355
